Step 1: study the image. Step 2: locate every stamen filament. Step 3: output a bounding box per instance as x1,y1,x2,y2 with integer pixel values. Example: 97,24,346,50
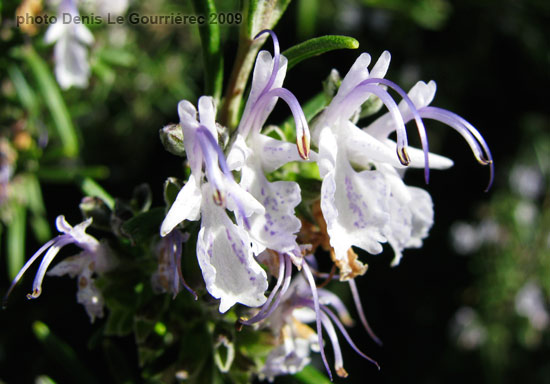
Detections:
302,262,333,381
322,305,381,370
254,30,281,99
338,83,410,165
349,279,382,345
419,107,494,190
363,77,430,182
3,237,59,306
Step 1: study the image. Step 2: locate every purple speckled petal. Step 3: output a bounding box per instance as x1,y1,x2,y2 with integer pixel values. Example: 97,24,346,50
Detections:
318,128,389,276
197,184,268,313
239,159,302,254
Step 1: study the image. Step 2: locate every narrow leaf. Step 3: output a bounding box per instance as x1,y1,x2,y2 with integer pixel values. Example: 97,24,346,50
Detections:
19,47,79,157
282,35,359,70
22,175,51,241
191,0,223,101
294,365,332,384
77,177,115,210
8,65,39,115
37,165,109,182
7,204,26,280
32,321,99,384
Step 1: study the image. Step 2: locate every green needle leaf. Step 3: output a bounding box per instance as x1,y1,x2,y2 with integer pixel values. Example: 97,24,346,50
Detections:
7,204,26,280
282,35,359,70
32,321,99,384
18,47,79,157
191,0,223,101
77,177,115,210
294,365,332,384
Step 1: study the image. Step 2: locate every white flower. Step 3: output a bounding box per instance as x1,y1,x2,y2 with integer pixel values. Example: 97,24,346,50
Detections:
160,96,268,313
5,215,113,322
227,31,311,264
151,230,196,299
313,52,493,273
515,281,550,331
44,0,94,89
259,265,378,380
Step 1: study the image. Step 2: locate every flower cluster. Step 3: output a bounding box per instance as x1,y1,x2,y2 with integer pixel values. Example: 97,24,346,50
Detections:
6,29,493,381
155,31,493,379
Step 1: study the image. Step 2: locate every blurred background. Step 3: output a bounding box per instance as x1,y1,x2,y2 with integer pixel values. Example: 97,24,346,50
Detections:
0,0,548,383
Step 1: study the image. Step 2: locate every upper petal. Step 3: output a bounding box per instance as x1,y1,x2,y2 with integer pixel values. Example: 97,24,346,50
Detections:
160,177,202,236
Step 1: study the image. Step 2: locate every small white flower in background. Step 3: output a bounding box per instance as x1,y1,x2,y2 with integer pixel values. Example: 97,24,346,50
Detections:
514,200,538,226
45,0,94,89
450,222,482,255
515,281,549,331
81,0,129,17
509,164,544,199
5,215,114,322
160,96,269,314
259,268,378,381
450,306,487,350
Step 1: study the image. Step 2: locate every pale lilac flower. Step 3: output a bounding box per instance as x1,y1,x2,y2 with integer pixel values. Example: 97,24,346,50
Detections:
450,306,487,350
4,215,113,322
81,0,129,17
258,262,379,380
160,96,268,313
45,0,94,89
313,52,493,271
151,229,196,299
515,281,550,331
227,30,311,263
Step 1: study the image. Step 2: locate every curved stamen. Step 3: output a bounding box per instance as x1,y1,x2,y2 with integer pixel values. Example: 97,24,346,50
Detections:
259,254,293,320
419,107,494,191
322,305,380,370
3,237,59,306
240,252,286,325
252,88,310,159
29,236,74,299
170,231,197,300
348,279,382,346
318,289,354,327
302,262,333,381
336,83,410,165
363,77,430,183
254,30,281,100
319,309,348,378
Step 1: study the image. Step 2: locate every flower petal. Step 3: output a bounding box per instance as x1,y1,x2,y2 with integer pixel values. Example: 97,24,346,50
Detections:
160,177,202,236
239,161,302,254
319,129,389,278
196,184,268,313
